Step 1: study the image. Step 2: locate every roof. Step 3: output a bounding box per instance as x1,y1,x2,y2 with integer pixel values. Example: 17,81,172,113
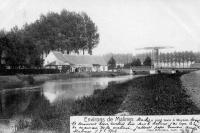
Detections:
63,55,107,66
45,61,56,66
52,51,67,63
51,51,107,66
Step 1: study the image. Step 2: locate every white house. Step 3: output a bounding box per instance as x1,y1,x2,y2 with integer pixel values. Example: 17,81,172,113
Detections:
44,51,108,72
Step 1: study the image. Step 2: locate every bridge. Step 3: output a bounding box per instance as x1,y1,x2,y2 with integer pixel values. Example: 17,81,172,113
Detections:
134,46,200,74
132,66,200,74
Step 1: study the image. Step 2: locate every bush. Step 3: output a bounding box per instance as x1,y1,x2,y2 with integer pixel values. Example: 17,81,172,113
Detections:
131,58,141,66
143,56,152,66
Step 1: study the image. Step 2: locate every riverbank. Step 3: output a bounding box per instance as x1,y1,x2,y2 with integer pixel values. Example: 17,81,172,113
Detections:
71,73,200,116
121,73,200,115
31,73,200,132
0,71,129,89
4,72,200,132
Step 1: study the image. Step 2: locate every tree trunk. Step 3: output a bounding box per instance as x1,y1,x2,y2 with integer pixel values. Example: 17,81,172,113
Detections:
0,50,2,69
83,49,85,55
88,48,92,55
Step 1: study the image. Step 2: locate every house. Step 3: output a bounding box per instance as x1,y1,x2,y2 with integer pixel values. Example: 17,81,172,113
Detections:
116,63,124,68
43,51,70,71
44,51,108,72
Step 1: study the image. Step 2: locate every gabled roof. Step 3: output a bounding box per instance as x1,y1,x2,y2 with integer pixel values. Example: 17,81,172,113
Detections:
52,51,68,63
51,51,107,66
63,55,107,66
45,61,56,66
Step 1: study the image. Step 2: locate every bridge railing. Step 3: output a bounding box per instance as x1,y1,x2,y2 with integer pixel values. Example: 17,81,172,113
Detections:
132,66,200,71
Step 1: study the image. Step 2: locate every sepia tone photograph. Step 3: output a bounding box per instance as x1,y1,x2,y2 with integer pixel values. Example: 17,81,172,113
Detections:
0,0,200,132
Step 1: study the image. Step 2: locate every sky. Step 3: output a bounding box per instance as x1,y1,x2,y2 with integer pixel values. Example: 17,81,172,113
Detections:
1,0,200,55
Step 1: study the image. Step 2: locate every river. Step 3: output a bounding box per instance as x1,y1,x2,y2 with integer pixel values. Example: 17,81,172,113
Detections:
0,75,136,120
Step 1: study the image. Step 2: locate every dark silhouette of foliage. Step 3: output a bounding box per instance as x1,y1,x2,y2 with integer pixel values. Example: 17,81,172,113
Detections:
143,56,152,66
131,58,141,66
108,57,116,70
0,10,99,68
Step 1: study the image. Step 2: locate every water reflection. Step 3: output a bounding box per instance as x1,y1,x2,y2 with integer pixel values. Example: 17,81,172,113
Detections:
0,75,134,119
0,88,46,119
42,75,134,103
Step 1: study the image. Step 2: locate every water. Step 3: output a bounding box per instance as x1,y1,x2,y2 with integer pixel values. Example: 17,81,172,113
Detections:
0,75,135,119
43,75,135,103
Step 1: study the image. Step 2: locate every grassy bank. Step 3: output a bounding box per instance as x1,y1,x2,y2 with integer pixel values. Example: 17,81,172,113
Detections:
6,73,200,132
31,73,200,132
0,71,128,89
70,81,130,115
121,73,200,115
70,73,200,115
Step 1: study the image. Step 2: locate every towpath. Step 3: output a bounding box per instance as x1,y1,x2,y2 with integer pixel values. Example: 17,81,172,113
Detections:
181,70,200,109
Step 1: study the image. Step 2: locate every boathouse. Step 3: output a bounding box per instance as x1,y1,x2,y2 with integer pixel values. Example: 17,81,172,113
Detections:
44,51,108,72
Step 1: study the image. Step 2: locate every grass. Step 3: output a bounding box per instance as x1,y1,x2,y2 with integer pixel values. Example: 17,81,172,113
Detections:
70,81,130,115
121,73,200,115
5,73,200,133
70,73,200,116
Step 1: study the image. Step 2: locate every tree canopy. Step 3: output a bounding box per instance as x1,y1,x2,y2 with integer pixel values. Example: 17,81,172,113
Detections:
131,58,141,66
107,57,116,70
143,56,152,66
24,10,99,55
0,10,99,68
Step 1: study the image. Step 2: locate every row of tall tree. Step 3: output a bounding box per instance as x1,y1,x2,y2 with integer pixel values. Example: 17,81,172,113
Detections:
159,51,196,65
106,51,200,69
0,10,99,68
136,51,200,65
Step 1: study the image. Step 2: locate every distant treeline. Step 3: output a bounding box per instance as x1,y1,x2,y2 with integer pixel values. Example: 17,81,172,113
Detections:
104,51,200,67
0,9,99,69
136,51,200,64
103,53,134,64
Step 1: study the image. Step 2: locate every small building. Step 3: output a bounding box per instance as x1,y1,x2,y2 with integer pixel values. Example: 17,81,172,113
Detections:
116,63,124,68
44,51,108,72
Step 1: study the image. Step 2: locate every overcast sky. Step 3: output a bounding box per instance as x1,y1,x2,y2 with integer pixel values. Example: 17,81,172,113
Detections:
1,0,200,55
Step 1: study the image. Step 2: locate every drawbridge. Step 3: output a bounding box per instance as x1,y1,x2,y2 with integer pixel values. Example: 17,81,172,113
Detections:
134,46,199,74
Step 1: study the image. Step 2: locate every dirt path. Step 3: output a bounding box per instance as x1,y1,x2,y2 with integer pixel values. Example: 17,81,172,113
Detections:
181,70,200,109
